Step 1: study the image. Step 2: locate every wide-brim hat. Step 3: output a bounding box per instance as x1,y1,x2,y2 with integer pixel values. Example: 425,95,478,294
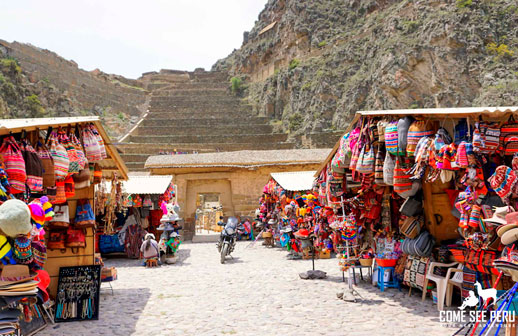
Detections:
144,233,155,240
170,232,180,238
501,228,518,245
483,206,515,226
498,224,518,237
0,265,37,287
294,229,310,238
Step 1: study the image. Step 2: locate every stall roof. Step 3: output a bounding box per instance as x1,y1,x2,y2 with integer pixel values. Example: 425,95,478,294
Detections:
122,175,173,195
271,171,316,191
316,106,518,177
145,149,331,169
0,116,129,180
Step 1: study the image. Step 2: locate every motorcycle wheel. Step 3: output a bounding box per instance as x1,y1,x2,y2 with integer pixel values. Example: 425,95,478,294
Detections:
220,243,228,264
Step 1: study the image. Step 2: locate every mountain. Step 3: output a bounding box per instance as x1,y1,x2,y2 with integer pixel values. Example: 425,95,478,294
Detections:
0,40,148,138
213,0,518,134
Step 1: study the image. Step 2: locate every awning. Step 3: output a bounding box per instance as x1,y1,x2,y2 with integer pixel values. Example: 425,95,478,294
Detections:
122,175,173,195
270,171,316,191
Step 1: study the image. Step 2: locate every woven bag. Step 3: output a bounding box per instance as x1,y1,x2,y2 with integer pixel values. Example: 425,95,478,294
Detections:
82,126,102,161
384,121,399,155
36,141,55,188
374,144,385,184
49,133,69,181
70,133,88,170
356,145,375,174
90,124,107,160
58,131,80,174
383,152,395,186
406,121,433,157
394,157,412,194
21,140,43,192
0,136,26,193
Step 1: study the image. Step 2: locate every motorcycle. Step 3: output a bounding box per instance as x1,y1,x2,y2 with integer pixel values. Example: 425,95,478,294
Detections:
217,217,238,264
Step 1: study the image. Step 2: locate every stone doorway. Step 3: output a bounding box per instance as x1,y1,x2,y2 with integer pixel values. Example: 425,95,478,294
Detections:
195,193,224,234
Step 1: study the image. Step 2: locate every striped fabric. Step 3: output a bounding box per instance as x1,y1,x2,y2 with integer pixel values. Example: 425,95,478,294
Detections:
502,135,518,155
406,121,433,156
468,205,481,229
90,124,108,160
49,134,69,181
82,127,103,162
385,121,399,155
393,157,412,194
70,134,88,169
482,122,500,153
456,142,469,168
0,136,26,193
500,120,518,153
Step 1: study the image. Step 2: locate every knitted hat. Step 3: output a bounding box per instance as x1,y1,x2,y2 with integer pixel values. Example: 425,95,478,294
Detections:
31,240,47,269
489,166,517,200
0,199,32,237
28,201,45,226
40,196,54,221
13,237,33,265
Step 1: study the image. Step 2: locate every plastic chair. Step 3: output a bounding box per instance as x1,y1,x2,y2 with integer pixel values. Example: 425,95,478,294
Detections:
422,261,460,311
445,264,464,307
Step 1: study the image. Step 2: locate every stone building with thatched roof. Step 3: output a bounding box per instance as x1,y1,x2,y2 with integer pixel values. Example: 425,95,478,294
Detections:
145,148,330,240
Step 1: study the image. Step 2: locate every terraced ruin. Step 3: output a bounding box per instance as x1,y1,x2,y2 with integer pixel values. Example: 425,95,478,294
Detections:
117,69,340,170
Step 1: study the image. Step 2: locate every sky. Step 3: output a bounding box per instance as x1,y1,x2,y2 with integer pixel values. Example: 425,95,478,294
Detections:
1,0,266,79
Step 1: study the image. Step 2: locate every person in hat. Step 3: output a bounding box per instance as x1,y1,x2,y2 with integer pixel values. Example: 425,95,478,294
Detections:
140,233,159,266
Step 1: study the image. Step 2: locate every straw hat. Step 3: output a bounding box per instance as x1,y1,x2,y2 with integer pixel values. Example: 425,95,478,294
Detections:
501,228,518,245
498,224,518,237
0,265,37,287
483,206,515,226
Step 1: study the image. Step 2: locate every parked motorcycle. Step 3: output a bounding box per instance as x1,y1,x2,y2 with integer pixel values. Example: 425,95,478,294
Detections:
217,217,238,264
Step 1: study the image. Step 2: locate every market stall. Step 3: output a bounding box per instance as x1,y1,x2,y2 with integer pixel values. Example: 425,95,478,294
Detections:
315,107,518,316
97,175,175,259
0,116,128,331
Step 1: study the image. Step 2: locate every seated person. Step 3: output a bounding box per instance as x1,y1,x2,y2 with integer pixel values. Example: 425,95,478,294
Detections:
140,233,159,266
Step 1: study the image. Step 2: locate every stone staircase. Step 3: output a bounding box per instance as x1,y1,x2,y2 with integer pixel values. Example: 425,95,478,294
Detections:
117,70,297,170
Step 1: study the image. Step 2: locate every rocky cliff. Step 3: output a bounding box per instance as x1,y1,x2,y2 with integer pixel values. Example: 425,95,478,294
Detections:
0,40,148,138
213,0,518,135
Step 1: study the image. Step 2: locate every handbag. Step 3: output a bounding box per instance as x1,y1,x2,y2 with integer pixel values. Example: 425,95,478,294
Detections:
74,200,96,228
0,136,26,193
400,196,422,217
53,180,67,204
400,216,423,239
393,157,412,194
406,121,433,157
385,120,399,155
36,140,55,188
66,227,86,248
58,130,80,174
89,124,107,160
49,132,69,181
383,152,395,186
49,204,70,228
374,144,385,184
70,133,88,170
355,145,375,174
48,230,66,250
21,140,43,192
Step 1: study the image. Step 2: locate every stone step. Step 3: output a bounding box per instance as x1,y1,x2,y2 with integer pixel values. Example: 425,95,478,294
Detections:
116,141,295,154
146,111,254,119
147,105,253,114
153,88,229,96
127,133,289,144
124,161,146,170
132,124,273,136
161,82,229,90
150,96,241,103
149,101,246,109
141,117,269,127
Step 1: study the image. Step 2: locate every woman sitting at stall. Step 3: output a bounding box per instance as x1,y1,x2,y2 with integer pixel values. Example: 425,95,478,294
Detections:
140,233,159,266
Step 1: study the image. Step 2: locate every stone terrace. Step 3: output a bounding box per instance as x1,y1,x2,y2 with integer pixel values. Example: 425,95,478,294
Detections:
117,70,296,170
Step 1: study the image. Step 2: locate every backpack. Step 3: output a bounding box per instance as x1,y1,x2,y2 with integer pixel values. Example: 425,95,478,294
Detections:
35,140,55,188
66,227,86,249
397,116,414,156
49,204,70,228
393,157,412,195
75,200,96,228
355,145,375,174
48,230,66,250
473,122,500,154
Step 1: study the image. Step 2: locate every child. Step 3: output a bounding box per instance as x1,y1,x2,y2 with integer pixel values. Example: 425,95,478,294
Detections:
140,233,159,266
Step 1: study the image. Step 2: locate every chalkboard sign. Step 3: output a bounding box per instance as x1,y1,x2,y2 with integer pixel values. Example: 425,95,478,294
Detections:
54,265,101,323
19,305,48,336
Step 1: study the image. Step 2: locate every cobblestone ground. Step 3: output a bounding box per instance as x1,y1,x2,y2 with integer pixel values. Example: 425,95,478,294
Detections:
40,242,457,336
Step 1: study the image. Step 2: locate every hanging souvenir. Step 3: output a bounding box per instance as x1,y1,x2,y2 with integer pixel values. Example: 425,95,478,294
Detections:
36,140,55,188
21,139,43,192
0,136,26,193
49,132,69,181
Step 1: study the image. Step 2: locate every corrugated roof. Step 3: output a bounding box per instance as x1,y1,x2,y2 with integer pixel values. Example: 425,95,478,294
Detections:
145,149,331,169
0,116,129,180
122,175,173,195
271,171,316,191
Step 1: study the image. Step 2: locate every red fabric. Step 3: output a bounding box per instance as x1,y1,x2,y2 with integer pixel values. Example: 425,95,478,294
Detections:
150,210,163,227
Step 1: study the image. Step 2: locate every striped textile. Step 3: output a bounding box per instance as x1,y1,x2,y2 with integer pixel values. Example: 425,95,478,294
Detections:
462,268,477,298
385,121,399,155
49,135,70,181
500,121,518,152
393,157,412,193
406,121,433,156
0,137,27,193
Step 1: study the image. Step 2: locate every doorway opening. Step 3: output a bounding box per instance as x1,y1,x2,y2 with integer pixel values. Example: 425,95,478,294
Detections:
195,193,224,235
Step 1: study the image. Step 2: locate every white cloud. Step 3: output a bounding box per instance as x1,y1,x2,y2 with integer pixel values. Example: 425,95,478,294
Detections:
1,0,266,78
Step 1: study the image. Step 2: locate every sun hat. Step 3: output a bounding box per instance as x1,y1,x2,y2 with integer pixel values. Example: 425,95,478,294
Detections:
144,233,155,240
0,265,37,287
489,166,518,200
0,199,32,237
484,206,515,226
498,224,518,237
501,228,518,245
294,229,310,238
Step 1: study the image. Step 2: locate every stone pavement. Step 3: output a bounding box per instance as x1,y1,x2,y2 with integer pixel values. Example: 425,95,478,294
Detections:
40,242,457,336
